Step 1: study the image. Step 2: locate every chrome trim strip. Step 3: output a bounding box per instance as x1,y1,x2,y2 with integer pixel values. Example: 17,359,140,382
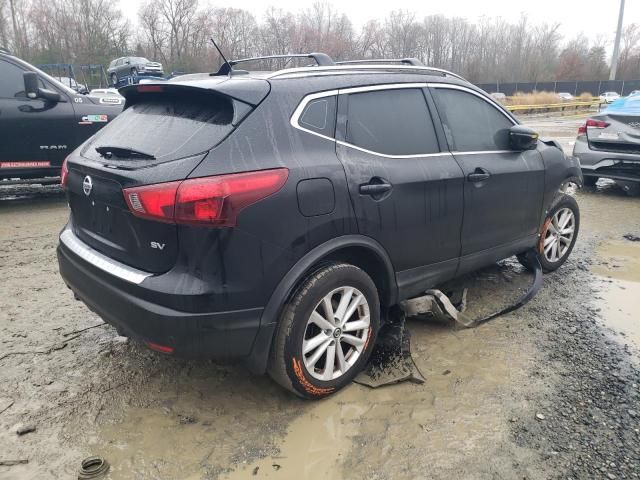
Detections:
290,82,517,157
60,229,152,285
341,82,429,94
451,150,514,155
336,141,451,159
291,84,434,153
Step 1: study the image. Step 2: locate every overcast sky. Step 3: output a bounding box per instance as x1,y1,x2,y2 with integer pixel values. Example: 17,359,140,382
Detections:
118,0,637,51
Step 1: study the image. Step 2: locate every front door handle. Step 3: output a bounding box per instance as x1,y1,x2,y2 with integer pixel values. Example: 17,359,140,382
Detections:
359,182,392,195
467,168,491,183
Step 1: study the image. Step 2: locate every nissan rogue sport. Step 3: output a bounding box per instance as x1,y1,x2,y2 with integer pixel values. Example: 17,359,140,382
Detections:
57,54,582,398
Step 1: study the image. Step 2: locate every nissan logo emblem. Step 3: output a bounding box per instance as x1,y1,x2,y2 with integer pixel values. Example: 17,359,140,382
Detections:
83,176,93,196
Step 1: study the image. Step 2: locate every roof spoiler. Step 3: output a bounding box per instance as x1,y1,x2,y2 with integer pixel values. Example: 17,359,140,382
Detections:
119,80,270,107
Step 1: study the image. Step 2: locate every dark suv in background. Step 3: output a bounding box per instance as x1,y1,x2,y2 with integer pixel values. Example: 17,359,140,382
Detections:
107,57,163,85
57,54,582,398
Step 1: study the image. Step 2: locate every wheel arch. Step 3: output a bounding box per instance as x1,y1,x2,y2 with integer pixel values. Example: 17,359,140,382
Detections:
245,235,397,374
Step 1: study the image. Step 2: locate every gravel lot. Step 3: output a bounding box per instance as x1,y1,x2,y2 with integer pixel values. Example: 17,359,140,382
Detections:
1,112,640,480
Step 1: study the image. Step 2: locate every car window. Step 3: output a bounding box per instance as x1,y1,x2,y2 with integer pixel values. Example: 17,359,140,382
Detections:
0,60,45,98
0,60,26,98
345,88,439,156
432,88,513,152
299,96,337,138
83,91,235,163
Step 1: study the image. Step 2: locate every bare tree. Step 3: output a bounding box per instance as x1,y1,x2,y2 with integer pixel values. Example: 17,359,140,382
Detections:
5,1,632,85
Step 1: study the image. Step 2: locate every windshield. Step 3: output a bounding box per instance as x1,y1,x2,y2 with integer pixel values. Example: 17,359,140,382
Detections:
82,91,237,165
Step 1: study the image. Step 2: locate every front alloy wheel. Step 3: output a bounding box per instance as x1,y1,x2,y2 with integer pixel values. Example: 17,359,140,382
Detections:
542,207,576,263
517,194,580,273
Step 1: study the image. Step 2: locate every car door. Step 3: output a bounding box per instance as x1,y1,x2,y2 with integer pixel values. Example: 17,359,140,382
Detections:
335,85,465,298
429,85,545,274
0,58,75,171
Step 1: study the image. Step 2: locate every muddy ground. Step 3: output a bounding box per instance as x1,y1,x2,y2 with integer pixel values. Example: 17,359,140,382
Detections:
1,113,640,479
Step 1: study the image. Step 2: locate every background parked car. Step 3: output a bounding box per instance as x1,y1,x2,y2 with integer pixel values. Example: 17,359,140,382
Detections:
599,92,621,104
107,57,163,85
55,76,88,94
629,90,640,97
574,94,640,196
557,92,574,101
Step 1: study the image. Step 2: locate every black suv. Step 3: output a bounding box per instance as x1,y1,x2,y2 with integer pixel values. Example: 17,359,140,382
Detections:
57,54,582,398
0,48,123,181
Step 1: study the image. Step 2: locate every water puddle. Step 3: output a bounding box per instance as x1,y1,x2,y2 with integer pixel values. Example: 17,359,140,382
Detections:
592,240,640,349
223,387,371,479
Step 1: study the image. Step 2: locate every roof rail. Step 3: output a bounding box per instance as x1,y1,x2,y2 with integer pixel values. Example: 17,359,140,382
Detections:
214,52,335,75
336,58,424,67
268,64,467,82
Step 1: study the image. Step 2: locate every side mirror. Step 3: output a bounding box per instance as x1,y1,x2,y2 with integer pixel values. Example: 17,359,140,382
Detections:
23,71,61,103
125,60,130,65
23,71,39,99
509,125,539,151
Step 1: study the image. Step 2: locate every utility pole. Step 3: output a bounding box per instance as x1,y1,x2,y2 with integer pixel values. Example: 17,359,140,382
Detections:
609,0,626,81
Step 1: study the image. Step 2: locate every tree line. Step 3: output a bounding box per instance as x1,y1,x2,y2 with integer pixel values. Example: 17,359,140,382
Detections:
2,0,640,83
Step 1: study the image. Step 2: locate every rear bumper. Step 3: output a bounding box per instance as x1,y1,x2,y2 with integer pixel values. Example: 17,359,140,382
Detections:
0,166,60,180
573,135,640,182
57,229,264,360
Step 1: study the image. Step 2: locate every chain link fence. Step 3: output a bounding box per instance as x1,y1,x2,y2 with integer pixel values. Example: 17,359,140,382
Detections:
477,80,640,96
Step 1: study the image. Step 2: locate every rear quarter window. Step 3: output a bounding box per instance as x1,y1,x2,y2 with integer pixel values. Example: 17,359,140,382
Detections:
298,96,337,138
83,91,236,164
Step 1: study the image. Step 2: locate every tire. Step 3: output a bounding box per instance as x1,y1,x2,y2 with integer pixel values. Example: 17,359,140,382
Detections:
518,194,580,273
111,73,118,86
583,176,598,187
268,263,380,399
615,180,640,197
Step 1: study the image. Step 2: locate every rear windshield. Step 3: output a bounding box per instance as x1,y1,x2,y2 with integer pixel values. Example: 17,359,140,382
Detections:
82,92,235,164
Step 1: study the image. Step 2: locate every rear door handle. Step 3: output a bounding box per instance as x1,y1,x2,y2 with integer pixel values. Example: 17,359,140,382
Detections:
467,168,491,183
359,182,392,195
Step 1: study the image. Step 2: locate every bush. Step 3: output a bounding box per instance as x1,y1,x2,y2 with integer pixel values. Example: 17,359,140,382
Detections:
507,91,562,105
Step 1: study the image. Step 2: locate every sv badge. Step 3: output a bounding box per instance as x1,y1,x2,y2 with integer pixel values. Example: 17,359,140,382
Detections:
150,241,166,250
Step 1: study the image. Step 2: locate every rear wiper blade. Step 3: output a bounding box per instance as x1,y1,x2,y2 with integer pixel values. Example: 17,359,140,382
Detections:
95,146,156,160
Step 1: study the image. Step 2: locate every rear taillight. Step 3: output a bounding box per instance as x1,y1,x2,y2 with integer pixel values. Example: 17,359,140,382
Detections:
61,156,69,188
123,168,289,227
578,118,610,134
